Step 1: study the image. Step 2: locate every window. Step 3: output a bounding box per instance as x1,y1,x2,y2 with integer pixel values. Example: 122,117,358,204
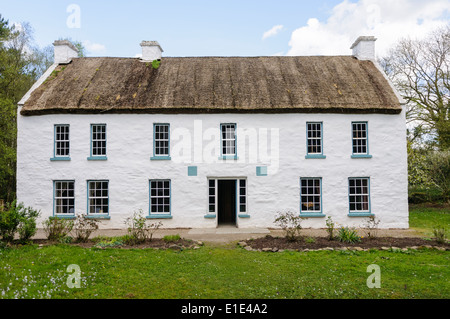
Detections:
239,179,246,213
52,125,70,160
306,122,325,158
87,180,109,214
208,179,216,213
152,124,170,159
352,122,371,157
348,177,371,214
89,124,107,160
149,180,171,215
300,178,322,215
54,181,75,215
220,123,237,158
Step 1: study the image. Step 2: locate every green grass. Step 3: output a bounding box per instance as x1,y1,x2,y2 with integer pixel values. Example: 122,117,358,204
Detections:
409,204,450,236
1,204,449,299
0,244,448,299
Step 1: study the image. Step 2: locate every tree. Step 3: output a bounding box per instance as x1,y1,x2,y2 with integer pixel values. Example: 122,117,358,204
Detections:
0,16,54,202
379,25,450,150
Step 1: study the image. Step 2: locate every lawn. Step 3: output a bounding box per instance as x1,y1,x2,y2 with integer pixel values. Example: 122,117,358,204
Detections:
0,244,448,299
0,204,449,300
409,204,450,236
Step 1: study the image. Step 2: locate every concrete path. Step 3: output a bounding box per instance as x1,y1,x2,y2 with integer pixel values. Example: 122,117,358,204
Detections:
33,227,424,244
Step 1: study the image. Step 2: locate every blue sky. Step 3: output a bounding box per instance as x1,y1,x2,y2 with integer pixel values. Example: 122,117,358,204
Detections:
1,0,449,58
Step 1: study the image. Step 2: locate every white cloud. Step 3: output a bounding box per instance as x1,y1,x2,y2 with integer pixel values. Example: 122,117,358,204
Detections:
82,40,106,53
262,25,284,40
287,0,450,57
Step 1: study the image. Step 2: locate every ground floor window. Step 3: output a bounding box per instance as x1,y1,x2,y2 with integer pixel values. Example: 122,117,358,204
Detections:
150,180,171,215
348,177,370,213
54,181,75,215
300,178,322,214
88,180,109,214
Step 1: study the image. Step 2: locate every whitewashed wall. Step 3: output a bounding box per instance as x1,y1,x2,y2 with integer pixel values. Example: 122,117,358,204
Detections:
16,110,408,229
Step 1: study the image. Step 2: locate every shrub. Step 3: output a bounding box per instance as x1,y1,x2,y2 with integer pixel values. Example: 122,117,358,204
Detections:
274,211,303,241
363,215,380,239
73,214,99,242
432,226,448,244
163,234,181,242
337,226,361,244
43,217,74,241
0,201,40,243
125,210,163,244
325,216,335,241
425,151,450,203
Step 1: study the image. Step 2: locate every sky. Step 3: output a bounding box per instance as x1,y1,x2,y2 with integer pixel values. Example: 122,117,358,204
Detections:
1,0,449,59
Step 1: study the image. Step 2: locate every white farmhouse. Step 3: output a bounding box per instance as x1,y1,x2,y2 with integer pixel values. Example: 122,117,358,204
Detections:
17,37,408,230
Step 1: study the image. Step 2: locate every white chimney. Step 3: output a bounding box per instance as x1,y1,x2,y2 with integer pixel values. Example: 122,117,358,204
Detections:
53,40,79,64
140,41,163,61
350,36,377,61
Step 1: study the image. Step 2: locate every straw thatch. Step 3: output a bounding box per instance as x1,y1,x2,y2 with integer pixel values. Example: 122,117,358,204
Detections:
21,56,402,115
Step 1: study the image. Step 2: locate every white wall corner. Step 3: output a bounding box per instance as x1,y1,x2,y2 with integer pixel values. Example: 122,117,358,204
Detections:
140,41,163,62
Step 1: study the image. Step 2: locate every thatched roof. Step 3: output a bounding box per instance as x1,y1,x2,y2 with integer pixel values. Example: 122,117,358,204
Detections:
20,56,402,115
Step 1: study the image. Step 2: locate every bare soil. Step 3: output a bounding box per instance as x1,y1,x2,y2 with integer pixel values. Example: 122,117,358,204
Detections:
28,238,198,249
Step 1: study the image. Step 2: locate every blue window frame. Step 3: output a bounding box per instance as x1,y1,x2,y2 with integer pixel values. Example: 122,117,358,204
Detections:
305,122,326,159
88,124,107,160
87,180,109,215
351,122,372,158
148,179,172,218
219,123,237,160
348,177,373,216
151,123,171,160
51,124,70,161
53,180,75,216
300,177,325,217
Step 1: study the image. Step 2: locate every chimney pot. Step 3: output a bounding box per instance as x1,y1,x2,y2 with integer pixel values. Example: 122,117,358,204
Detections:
53,40,79,64
350,36,377,61
140,41,163,61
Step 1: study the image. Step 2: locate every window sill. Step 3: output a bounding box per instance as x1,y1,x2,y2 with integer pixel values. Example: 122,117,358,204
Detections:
146,214,172,219
50,157,71,161
300,213,326,218
150,156,171,161
219,155,239,160
53,215,76,219
87,156,108,161
348,212,374,217
204,214,216,219
305,154,326,159
85,215,111,220
351,154,372,159
238,214,250,218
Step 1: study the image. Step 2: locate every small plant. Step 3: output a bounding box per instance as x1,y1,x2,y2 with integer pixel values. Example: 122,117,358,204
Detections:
125,210,163,244
432,226,448,244
163,234,181,242
73,214,99,243
94,236,124,248
43,217,74,241
151,59,161,69
363,215,380,239
337,226,361,244
58,236,73,244
304,236,316,244
274,211,303,242
325,216,335,241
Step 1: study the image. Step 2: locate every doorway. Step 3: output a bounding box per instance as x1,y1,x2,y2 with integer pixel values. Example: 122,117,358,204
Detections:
218,180,236,226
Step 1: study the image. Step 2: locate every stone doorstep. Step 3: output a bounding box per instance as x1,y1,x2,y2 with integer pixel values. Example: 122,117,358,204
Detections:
236,242,449,252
